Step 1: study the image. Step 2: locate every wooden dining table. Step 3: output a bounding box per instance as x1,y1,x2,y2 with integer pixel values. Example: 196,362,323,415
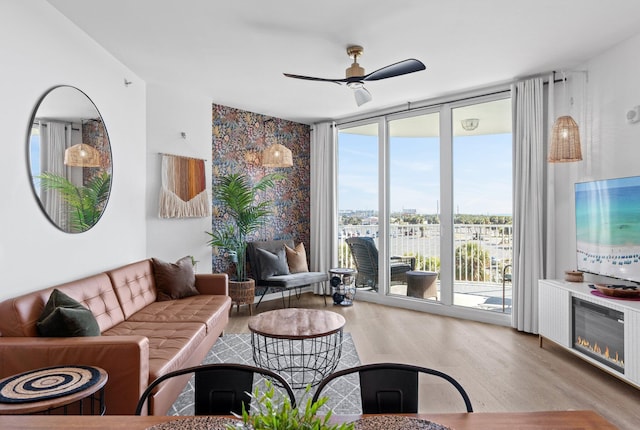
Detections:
0,409,617,429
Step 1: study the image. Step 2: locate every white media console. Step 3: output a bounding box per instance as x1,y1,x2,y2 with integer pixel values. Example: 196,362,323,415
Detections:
538,279,640,388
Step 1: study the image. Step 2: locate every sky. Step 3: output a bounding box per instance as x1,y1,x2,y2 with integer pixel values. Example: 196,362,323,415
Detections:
338,132,512,215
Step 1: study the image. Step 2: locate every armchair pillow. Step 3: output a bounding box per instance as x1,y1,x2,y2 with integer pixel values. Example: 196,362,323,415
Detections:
256,247,290,279
36,289,100,337
152,256,198,301
285,242,309,273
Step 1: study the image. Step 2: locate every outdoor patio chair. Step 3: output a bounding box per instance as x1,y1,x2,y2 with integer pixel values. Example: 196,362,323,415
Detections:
346,237,415,290
135,363,296,416
311,363,473,413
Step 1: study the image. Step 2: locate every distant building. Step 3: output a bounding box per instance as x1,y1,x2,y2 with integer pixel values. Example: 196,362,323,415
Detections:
364,216,378,225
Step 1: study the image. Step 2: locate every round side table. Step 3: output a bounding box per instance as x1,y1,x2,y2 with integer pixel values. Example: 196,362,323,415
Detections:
0,365,108,415
406,271,438,299
329,268,357,306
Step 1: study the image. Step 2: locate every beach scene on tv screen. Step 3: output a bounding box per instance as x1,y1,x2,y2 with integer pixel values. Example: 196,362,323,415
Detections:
576,175,640,282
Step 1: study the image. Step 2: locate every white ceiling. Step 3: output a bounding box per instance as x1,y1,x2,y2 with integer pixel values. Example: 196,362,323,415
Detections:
47,0,640,125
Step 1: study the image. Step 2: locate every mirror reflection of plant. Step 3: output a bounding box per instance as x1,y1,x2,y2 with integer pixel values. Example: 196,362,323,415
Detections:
36,171,111,232
231,381,354,430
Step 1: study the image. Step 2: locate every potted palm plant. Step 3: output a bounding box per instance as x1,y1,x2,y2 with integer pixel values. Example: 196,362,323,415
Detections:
206,172,284,284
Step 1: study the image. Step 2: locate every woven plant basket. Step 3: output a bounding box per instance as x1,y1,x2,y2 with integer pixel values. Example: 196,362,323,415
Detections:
229,279,255,315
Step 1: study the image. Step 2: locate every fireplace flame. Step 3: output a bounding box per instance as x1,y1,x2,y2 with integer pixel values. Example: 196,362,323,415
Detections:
575,336,624,368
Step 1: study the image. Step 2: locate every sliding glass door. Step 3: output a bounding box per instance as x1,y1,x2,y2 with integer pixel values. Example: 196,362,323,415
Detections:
388,112,440,300
336,91,512,321
451,98,513,312
337,122,379,290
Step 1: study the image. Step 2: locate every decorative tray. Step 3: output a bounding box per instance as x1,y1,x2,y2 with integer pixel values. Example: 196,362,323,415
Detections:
593,283,640,298
352,415,452,430
146,416,240,430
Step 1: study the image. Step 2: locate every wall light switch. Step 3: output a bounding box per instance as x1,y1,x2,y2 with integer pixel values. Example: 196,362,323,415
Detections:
626,105,640,124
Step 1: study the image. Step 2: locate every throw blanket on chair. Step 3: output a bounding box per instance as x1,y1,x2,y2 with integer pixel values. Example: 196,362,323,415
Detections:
159,154,210,218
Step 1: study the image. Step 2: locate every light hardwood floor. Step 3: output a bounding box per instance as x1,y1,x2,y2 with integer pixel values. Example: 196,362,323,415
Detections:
227,293,640,429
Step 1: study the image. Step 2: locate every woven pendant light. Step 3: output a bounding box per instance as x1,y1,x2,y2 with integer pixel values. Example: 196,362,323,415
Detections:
548,115,582,163
262,143,293,167
64,143,102,167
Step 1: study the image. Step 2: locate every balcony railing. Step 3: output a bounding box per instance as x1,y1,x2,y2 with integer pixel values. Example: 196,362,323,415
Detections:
338,223,513,313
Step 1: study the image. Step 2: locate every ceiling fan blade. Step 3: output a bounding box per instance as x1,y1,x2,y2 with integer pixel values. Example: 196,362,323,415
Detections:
363,59,426,82
283,73,345,84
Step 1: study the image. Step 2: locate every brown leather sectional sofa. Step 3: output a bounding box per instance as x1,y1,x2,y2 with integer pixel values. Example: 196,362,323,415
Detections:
0,259,231,415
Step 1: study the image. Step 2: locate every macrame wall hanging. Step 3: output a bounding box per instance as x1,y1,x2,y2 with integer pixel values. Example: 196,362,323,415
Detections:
159,154,210,218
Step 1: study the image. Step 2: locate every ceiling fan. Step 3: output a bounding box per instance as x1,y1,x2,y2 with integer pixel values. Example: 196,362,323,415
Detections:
283,45,426,107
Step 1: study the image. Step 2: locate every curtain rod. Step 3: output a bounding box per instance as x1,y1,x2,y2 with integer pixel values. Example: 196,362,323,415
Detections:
335,72,569,128
34,123,80,131
336,88,510,128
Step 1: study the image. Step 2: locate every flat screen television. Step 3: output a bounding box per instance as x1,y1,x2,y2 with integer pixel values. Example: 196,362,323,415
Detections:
575,175,640,284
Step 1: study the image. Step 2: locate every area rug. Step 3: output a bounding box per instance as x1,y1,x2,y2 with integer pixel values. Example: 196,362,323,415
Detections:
168,332,362,416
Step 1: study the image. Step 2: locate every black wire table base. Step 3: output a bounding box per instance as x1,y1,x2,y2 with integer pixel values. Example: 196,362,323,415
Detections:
251,330,343,389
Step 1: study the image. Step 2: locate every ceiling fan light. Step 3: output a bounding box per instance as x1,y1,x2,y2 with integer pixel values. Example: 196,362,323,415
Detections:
349,84,372,107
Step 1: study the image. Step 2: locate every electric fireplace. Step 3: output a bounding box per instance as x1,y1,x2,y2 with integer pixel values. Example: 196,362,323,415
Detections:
572,297,624,373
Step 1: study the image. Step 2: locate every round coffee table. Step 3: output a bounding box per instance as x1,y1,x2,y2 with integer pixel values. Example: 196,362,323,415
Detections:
0,365,107,415
248,308,345,388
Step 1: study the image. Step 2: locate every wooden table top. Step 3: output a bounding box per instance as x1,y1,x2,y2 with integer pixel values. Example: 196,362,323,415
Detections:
0,410,617,429
248,308,346,339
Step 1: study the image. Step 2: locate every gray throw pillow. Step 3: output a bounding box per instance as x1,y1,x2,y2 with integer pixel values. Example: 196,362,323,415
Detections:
256,247,290,279
152,256,199,301
36,289,100,337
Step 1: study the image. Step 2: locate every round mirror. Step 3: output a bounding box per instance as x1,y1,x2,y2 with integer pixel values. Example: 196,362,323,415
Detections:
27,86,112,233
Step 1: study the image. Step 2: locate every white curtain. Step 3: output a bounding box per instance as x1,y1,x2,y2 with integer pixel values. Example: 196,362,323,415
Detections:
39,121,71,229
310,121,337,295
545,74,557,281
511,78,546,333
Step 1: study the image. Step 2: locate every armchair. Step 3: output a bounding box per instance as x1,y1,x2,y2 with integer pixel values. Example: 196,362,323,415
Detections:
346,237,414,291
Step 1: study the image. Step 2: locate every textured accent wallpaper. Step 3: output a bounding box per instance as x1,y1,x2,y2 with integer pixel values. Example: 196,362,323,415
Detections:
211,104,311,277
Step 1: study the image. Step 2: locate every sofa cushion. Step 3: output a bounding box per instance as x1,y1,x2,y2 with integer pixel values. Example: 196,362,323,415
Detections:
102,320,207,382
36,289,100,337
126,294,231,334
107,260,157,319
0,273,124,337
256,247,290,279
260,272,329,288
152,257,198,301
285,242,309,273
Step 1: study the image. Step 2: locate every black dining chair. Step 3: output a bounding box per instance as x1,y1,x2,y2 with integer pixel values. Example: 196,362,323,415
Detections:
135,363,296,416
311,363,473,413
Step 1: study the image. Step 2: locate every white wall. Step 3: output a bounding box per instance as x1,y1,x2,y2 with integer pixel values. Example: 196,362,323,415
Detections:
145,84,213,272
0,1,147,300
551,32,640,280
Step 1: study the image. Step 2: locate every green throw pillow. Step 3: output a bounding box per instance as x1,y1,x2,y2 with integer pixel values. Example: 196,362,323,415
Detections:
36,289,101,337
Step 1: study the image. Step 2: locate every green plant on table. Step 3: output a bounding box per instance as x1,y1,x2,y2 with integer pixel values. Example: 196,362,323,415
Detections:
229,382,354,430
